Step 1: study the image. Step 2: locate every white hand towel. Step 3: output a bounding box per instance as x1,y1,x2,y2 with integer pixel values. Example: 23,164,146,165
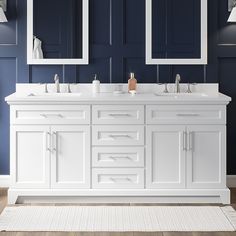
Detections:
33,36,44,59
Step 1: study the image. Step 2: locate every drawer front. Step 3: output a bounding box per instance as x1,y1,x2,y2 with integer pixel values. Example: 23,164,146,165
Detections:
11,105,90,125
92,126,144,146
92,147,145,167
92,168,144,189
146,105,226,125
92,105,144,124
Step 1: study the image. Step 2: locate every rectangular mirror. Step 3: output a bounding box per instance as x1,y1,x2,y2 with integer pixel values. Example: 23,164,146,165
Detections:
146,0,207,65
27,0,89,65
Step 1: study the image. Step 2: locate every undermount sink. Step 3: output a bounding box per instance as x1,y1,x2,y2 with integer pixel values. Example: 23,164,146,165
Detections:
155,93,209,98
27,93,82,97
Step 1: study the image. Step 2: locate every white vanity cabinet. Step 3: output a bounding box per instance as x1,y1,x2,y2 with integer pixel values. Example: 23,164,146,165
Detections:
10,105,91,190
146,125,226,189
146,105,227,191
6,87,231,204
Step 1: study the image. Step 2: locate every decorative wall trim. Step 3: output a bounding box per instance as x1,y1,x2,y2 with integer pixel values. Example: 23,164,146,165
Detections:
0,175,10,188
227,175,236,188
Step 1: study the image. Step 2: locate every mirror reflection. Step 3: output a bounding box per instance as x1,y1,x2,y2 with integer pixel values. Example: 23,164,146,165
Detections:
33,0,83,59
152,0,201,59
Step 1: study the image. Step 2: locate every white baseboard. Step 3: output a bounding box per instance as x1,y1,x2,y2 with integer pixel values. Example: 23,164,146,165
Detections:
0,175,236,188
227,175,236,188
0,175,10,188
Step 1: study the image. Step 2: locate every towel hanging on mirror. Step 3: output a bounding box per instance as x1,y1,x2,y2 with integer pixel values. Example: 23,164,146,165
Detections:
33,36,44,59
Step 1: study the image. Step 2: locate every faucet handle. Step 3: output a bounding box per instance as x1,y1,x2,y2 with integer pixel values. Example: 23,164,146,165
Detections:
68,84,72,93
163,83,169,93
45,84,48,93
157,83,169,93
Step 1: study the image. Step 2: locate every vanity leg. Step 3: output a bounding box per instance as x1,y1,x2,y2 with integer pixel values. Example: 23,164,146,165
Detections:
8,190,18,205
220,189,231,205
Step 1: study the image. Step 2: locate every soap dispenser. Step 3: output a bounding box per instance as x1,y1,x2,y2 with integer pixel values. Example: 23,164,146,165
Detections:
128,73,137,94
92,74,100,94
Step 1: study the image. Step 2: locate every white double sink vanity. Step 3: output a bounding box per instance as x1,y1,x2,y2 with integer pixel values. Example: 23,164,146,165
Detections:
5,83,231,204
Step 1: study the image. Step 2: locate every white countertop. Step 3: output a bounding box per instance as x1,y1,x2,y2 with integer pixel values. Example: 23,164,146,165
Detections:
5,83,232,105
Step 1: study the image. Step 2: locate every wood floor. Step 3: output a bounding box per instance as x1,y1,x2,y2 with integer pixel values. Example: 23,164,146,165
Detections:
0,188,236,236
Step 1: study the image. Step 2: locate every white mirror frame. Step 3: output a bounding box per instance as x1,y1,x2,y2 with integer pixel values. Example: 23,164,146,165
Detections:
146,0,208,65
27,0,89,65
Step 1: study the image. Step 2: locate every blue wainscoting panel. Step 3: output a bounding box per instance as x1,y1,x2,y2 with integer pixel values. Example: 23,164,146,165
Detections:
90,0,111,45
31,65,64,83
124,0,145,45
78,58,112,83
219,59,236,175
0,58,16,175
0,0,17,45
171,66,206,83
123,58,157,83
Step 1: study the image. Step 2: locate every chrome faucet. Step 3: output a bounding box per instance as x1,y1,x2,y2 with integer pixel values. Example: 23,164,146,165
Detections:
175,74,181,93
54,74,60,93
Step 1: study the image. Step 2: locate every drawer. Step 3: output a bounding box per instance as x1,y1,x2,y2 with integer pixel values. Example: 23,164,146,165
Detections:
146,105,226,125
92,105,144,124
11,105,90,125
92,168,144,189
92,147,145,167
92,126,144,146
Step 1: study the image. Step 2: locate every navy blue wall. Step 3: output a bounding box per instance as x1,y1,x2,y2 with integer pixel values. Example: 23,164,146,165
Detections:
0,0,236,175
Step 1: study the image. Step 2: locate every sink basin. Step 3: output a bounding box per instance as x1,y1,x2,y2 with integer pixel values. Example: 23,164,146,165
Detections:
27,93,82,97
155,93,209,98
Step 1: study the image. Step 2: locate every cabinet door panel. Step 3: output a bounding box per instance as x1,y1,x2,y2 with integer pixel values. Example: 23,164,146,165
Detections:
11,126,50,188
51,126,90,189
146,126,186,189
187,125,226,189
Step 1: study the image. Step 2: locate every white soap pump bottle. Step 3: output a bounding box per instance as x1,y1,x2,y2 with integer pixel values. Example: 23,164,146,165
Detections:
92,74,100,94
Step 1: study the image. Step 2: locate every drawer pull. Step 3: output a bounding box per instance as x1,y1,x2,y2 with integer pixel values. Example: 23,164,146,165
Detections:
109,135,131,139
110,177,132,182
176,114,200,117
109,156,132,160
108,114,130,117
40,114,63,118
188,132,193,151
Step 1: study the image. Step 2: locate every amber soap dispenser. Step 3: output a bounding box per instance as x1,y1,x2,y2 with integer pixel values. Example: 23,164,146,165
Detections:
128,73,137,94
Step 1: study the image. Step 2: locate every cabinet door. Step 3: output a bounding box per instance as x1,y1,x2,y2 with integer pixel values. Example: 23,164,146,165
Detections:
51,126,90,189
11,126,50,188
146,126,186,189
187,125,226,189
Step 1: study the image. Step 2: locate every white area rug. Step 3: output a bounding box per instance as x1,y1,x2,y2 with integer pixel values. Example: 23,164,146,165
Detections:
0,206,236,232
